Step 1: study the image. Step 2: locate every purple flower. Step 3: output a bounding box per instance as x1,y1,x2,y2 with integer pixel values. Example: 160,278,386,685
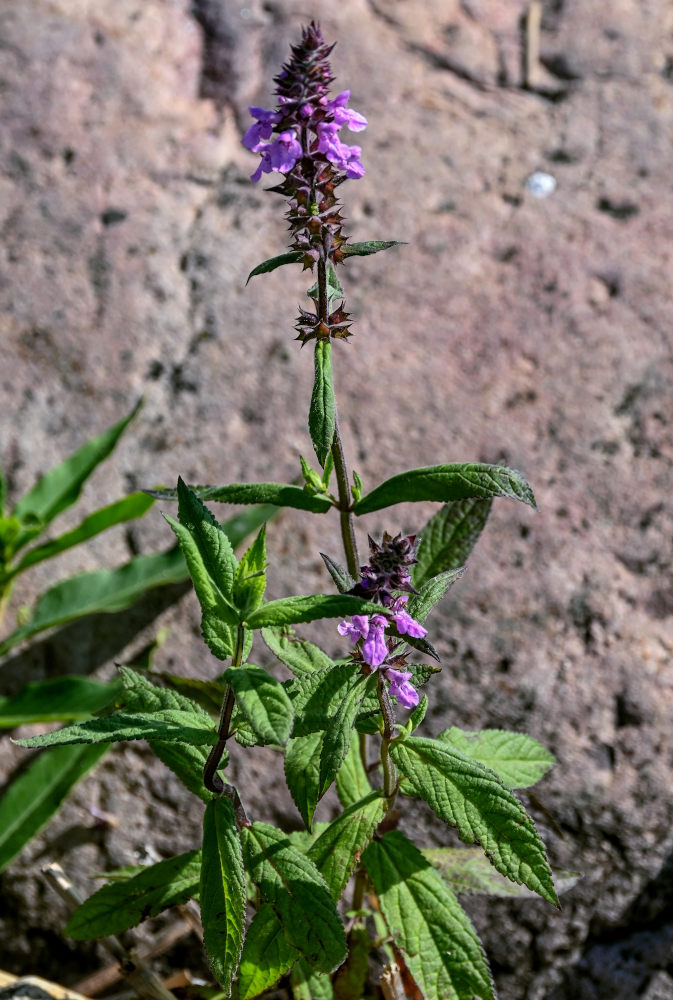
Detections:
325,90,367,131
337,615,370,643
242,106,282,151
362,614,389,667
316,123,364,178
390,596,427,639
385,668,419,709
250,129,303,182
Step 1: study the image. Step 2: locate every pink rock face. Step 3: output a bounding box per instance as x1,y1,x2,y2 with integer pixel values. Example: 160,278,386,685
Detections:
2,1,673,996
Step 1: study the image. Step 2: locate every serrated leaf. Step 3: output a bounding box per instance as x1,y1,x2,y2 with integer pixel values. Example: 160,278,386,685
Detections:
284,731,324,831
11,402,140,548
285,665,363,827
363,831,494,1000
150,673,226,717
390,737,558,905
438,728,555,789
118,667,221,802
15,710,217,750
405,569,464,624
246,250,303,284
406,695,428,733
320,553,355,594
0,677,121,727
237,904,299,1000
8,493,154,579
262,627,332,676
147,482,332,514
66,850,201,938
201,798,246,995
290,960,335,1000
307,791,385,901
309,341,335,468
413,498,493,588
223,664,293,746
0,743,108,872
354,463,536,516
177,478,238,600
234,526,267,617
319,673,375,797
247,594,380,629
341,240,405,259
422,847,580,899
0,547,187,659
336,732,373,808
241,821,346,974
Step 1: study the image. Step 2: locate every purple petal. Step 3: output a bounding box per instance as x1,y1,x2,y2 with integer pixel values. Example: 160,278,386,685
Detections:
393,609,427,639
386,669,419,708
362,618,388,667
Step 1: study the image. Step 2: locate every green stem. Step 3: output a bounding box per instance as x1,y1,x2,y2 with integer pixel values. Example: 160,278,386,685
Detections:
316,258,360,577
331,418,360,578
378,674,397,802
203,625,246,795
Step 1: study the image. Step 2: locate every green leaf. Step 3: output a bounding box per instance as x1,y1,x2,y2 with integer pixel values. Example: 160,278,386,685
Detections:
0,677,121,727
241,821,346,974
201,798,246,996
438,728,555,789
307,791,385,901
290,961,335,1000
341,241,405,259
246,594,380,629
363,831,494,1000
246,250,303,284
404,569,464,626
66,850,201,938
147,482,332,514
354,463,537,516
285,665,363,828
390,737,558,905
309,341,336,468
237,904,299,1000
319,553,355,594
8,493,155,579
222,665,294,746
0,547,187,659
119,668,216,802
319,673,375,797
0,743,108,872
284,732,324,831
234,526,267,617
405,694,428,734
150,673,226,717
11,402,140,547
422,847,581,900
413,498,493,588
261,627,332,676
15,710,217,750
177,478,238,601
336,732,373,809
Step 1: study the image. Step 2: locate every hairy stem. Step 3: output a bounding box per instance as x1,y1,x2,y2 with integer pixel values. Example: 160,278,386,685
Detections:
331,419,360,578
203,625,246,794
316,257,361,577
378,673,397,802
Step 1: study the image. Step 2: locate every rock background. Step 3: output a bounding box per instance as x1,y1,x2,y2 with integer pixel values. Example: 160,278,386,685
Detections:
1,1,673,997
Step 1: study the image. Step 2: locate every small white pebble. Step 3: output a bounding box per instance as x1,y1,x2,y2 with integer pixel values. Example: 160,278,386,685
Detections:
525,171,557,198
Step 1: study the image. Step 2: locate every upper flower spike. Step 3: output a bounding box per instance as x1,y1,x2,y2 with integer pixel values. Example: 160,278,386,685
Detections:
242,22,366,294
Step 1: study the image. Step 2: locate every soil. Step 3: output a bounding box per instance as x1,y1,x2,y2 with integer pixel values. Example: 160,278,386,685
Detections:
1,1,672,998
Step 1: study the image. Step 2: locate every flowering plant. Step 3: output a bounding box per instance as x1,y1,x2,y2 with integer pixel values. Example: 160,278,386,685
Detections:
17,23,567,1000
